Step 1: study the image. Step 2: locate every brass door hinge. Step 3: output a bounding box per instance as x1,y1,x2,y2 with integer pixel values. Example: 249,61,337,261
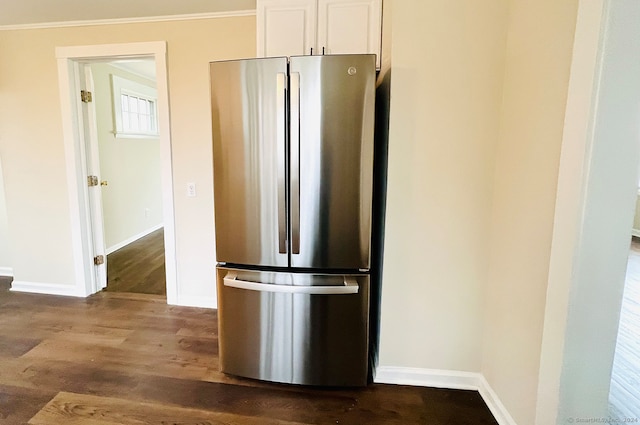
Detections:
94,255,104,266
87,175,98,187
81,90,92,103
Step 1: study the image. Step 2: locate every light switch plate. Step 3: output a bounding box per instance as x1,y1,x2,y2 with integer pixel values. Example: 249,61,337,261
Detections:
187,182,196,197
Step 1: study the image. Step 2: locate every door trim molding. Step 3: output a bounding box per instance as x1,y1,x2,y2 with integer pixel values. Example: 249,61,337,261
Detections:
56,41,178,303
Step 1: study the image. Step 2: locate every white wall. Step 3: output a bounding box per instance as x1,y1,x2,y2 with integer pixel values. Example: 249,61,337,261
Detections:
551,0,640,421
89,62,163,251
379,0,508,373
0,157,11,275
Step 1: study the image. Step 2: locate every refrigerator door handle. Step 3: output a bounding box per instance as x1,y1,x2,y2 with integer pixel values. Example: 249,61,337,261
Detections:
290,72,301,255
223,272,359,295
276,72,287,254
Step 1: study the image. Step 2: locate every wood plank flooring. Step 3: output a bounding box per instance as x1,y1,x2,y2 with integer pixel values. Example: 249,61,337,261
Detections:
610,238,640,419
0,275,498,425
105,228,166,296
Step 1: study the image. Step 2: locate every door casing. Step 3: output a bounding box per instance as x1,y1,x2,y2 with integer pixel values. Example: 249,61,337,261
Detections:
56,42,177,303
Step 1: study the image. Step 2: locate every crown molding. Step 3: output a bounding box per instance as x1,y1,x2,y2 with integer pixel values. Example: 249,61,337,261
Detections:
0,9,255,31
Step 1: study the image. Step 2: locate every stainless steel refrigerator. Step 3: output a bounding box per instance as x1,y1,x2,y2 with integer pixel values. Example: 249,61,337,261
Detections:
210,54,376,386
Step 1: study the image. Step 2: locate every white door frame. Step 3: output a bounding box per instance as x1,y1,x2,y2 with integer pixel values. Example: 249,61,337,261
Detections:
56,41,178,303
535,0,640,422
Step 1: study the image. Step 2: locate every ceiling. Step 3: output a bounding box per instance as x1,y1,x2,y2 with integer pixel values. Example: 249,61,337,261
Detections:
0,0,256,27
111,59,157,80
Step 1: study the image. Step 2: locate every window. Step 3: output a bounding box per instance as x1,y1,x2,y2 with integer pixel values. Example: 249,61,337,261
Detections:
111,75,159,138
120,92,157,135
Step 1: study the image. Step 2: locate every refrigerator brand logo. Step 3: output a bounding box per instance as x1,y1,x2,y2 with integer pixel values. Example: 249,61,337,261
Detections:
347,66,357,76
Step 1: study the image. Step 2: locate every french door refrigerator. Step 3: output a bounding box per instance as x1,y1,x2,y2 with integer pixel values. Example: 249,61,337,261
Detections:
210,54,375,386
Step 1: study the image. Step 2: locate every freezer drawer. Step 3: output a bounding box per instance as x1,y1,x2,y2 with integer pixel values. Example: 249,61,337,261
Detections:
216,267,370,386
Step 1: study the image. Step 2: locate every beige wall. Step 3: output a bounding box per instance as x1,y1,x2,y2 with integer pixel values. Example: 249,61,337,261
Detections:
482,0,579,424
0,28,74,284
381,1,582,423
89,62,163,250
0,16,255,291
0,158,10,273
379,0,508,372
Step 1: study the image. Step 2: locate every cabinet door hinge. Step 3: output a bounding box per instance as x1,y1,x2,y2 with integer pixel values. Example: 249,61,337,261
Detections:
87,175,99,187
94,255,104,266
81,90,92,103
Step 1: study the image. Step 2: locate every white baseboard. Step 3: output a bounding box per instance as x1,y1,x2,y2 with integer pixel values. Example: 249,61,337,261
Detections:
0,267,13,276
174,294,217,309
477,375,518,425
106,223,163,255
632,228,640,238
374,366,517,425
374,366,481,390
10,280,87,297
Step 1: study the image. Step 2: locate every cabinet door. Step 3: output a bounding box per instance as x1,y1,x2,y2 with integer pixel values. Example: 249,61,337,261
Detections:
257,0,317,57
317,0,382,68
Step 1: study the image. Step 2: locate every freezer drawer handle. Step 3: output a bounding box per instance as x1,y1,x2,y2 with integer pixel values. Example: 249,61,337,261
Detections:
223,272,359,295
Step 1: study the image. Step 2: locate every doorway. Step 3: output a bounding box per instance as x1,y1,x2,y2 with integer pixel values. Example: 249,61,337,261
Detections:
610,234,640,419
541,0,640,420
609,185,640,418
87,59,166,296
56,42,177,303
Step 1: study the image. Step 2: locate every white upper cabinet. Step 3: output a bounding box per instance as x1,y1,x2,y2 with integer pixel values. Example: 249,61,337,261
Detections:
257,0,382,68
317,0,382,65
257,0,316,57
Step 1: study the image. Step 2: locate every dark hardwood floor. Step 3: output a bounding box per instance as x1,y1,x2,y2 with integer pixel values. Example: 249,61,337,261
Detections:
106,228,166,296
0,275,498,424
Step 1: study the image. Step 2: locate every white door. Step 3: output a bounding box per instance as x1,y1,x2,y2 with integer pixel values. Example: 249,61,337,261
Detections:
79,64,108,291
